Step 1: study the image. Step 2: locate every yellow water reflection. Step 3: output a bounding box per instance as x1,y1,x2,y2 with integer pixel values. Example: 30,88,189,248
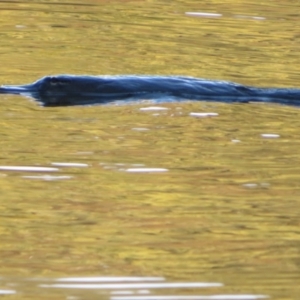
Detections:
0,0,300,299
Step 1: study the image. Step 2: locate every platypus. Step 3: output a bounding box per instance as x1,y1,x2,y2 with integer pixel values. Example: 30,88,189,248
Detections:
0,74,300,107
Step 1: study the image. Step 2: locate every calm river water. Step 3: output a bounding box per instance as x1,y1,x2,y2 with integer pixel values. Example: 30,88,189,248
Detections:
0,0,299,299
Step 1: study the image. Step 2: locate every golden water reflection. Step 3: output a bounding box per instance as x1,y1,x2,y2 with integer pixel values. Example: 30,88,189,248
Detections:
0,0,300,299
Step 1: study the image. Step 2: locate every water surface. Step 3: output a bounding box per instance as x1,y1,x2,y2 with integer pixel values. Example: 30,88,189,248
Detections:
0,0,300,299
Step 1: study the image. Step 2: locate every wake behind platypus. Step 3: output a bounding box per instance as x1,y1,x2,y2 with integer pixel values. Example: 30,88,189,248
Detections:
0,74,300,107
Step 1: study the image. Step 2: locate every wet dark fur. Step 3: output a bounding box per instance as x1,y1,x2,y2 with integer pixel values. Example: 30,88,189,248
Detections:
1,75,300,107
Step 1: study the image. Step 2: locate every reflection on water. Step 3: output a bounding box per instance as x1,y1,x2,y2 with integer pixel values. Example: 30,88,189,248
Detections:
124,168,168,173
51,162,89,167
0,276,268,300
22,175,73,181
0,0,300,299
185,11,266,21
0,166,59,172
0,101,299,300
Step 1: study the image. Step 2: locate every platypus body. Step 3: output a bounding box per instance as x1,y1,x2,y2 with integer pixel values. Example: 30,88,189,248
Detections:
0,74,300,107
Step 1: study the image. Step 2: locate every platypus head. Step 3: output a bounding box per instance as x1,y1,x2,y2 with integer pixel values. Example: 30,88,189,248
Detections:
0,75,111,106
37,75,102,93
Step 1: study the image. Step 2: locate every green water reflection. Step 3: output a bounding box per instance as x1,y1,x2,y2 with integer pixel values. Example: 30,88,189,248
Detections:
0,0,300,299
